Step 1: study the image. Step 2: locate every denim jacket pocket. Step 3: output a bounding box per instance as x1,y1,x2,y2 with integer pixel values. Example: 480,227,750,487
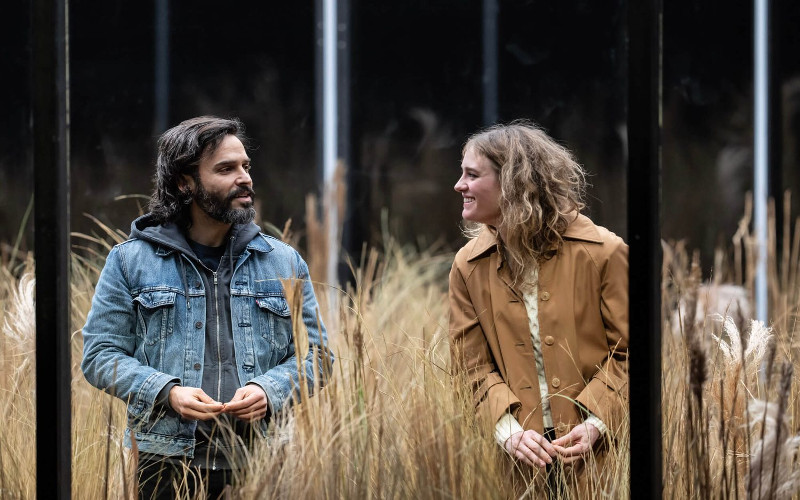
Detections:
133,290,177,368
127,406,180,438
255,296,292,362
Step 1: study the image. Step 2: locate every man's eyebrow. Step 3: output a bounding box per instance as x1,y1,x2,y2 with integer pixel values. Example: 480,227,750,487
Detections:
213,157,251,167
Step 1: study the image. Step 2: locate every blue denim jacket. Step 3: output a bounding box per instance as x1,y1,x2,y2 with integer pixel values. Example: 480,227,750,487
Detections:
81,227,329,457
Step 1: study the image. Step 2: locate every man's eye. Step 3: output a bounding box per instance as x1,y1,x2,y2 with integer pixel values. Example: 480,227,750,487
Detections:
244,164,252,172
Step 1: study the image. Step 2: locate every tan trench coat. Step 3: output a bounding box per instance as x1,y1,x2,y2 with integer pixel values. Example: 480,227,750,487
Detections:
449,214,628,439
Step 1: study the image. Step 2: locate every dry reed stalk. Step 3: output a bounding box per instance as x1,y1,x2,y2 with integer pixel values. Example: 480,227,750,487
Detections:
747,363,800,500
661,190,800,499
732,192,753,288
305,194,328,289
781,192,791,295
279,218,296,247
740,192,800,440
0,258,36,498
69,248,132,499
711,317,775,492
664,240,752,498
1,236,629,498
304,160,347,290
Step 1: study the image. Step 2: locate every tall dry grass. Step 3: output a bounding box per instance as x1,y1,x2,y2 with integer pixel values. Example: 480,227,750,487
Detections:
663,191,800,499
0,213,629,499
2,192,800,498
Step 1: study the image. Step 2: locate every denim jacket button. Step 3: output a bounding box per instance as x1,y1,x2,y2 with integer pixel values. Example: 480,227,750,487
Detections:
195,321,203,329
194,363,201,370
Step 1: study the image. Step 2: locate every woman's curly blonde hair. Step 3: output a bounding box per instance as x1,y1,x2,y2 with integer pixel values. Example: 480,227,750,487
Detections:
464,120,587,281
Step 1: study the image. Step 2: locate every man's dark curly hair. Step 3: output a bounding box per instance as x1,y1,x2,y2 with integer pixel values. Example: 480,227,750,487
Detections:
149,116,247,227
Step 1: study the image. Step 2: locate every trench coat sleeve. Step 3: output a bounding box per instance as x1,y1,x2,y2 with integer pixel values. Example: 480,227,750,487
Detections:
575,238,629,435
449,260,521,426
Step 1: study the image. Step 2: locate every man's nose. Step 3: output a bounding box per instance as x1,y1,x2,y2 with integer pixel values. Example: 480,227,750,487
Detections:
237,167,252,185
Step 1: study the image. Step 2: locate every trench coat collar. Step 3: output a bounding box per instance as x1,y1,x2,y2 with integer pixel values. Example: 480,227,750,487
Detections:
562,213,604,244
465,213,603,264
465,226,502,263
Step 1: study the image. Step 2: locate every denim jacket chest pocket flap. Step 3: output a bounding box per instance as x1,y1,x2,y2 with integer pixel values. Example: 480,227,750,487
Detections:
133,290,178,346
255,295,292,350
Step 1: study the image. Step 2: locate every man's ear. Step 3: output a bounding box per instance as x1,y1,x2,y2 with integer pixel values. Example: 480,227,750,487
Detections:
178,174,195,194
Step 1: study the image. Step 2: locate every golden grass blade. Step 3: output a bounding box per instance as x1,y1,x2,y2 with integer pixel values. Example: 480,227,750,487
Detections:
82,213,128,245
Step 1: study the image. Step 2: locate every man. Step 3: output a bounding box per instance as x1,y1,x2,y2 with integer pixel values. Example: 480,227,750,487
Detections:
81,116,331,498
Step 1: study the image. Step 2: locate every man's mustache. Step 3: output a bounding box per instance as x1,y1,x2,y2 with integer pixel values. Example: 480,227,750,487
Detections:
226,186,256,201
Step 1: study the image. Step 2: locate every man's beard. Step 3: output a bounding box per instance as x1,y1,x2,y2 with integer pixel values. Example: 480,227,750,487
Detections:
193,181,256,225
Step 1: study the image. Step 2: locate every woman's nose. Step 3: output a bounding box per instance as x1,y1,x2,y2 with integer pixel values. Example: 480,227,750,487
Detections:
454,177,466,192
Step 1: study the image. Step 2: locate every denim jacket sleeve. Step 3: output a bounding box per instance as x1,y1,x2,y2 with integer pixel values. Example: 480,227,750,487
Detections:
246,251,331,416
80,245,179,421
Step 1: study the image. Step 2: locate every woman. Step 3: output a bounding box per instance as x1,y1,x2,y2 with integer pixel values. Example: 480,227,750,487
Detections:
448,121,628,492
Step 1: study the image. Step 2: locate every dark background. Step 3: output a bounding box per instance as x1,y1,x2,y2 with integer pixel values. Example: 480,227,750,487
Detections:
3,0,800,273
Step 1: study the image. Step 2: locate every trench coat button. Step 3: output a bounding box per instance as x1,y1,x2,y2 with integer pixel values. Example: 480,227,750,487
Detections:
541,291,551,301
544,335,555,346
193,363,201,370
195,321,203,329
551,377,561,388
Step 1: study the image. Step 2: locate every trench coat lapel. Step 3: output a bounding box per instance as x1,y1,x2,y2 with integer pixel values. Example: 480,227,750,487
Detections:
466,227,523,301
496,253,522,301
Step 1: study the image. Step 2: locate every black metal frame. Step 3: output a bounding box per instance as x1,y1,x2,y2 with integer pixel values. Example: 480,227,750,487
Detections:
768,0,783,247
627,0,663,496
32,0,71,497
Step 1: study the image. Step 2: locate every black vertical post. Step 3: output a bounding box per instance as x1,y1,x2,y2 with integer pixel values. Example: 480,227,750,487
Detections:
768,0,783,242
32,0,71,497
628,0,662,497
154,0,170,134
482,0,499,126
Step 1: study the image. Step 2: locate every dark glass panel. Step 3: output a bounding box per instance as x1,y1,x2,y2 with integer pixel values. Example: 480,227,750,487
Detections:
69,1,315,239
0,1,34,252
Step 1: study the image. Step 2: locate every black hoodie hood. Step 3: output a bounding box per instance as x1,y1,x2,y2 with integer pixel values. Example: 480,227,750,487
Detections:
129,213,261,263
129,212,262,314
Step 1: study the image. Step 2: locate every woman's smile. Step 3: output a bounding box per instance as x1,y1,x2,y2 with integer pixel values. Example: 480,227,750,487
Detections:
454,147,502,226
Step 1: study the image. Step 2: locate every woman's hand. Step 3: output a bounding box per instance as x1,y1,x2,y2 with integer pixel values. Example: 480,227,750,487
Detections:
551,422,601,464
504,429,558,468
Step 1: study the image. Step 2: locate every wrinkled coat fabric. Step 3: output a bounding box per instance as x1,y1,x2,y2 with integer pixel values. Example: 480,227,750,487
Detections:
449,214,628,438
